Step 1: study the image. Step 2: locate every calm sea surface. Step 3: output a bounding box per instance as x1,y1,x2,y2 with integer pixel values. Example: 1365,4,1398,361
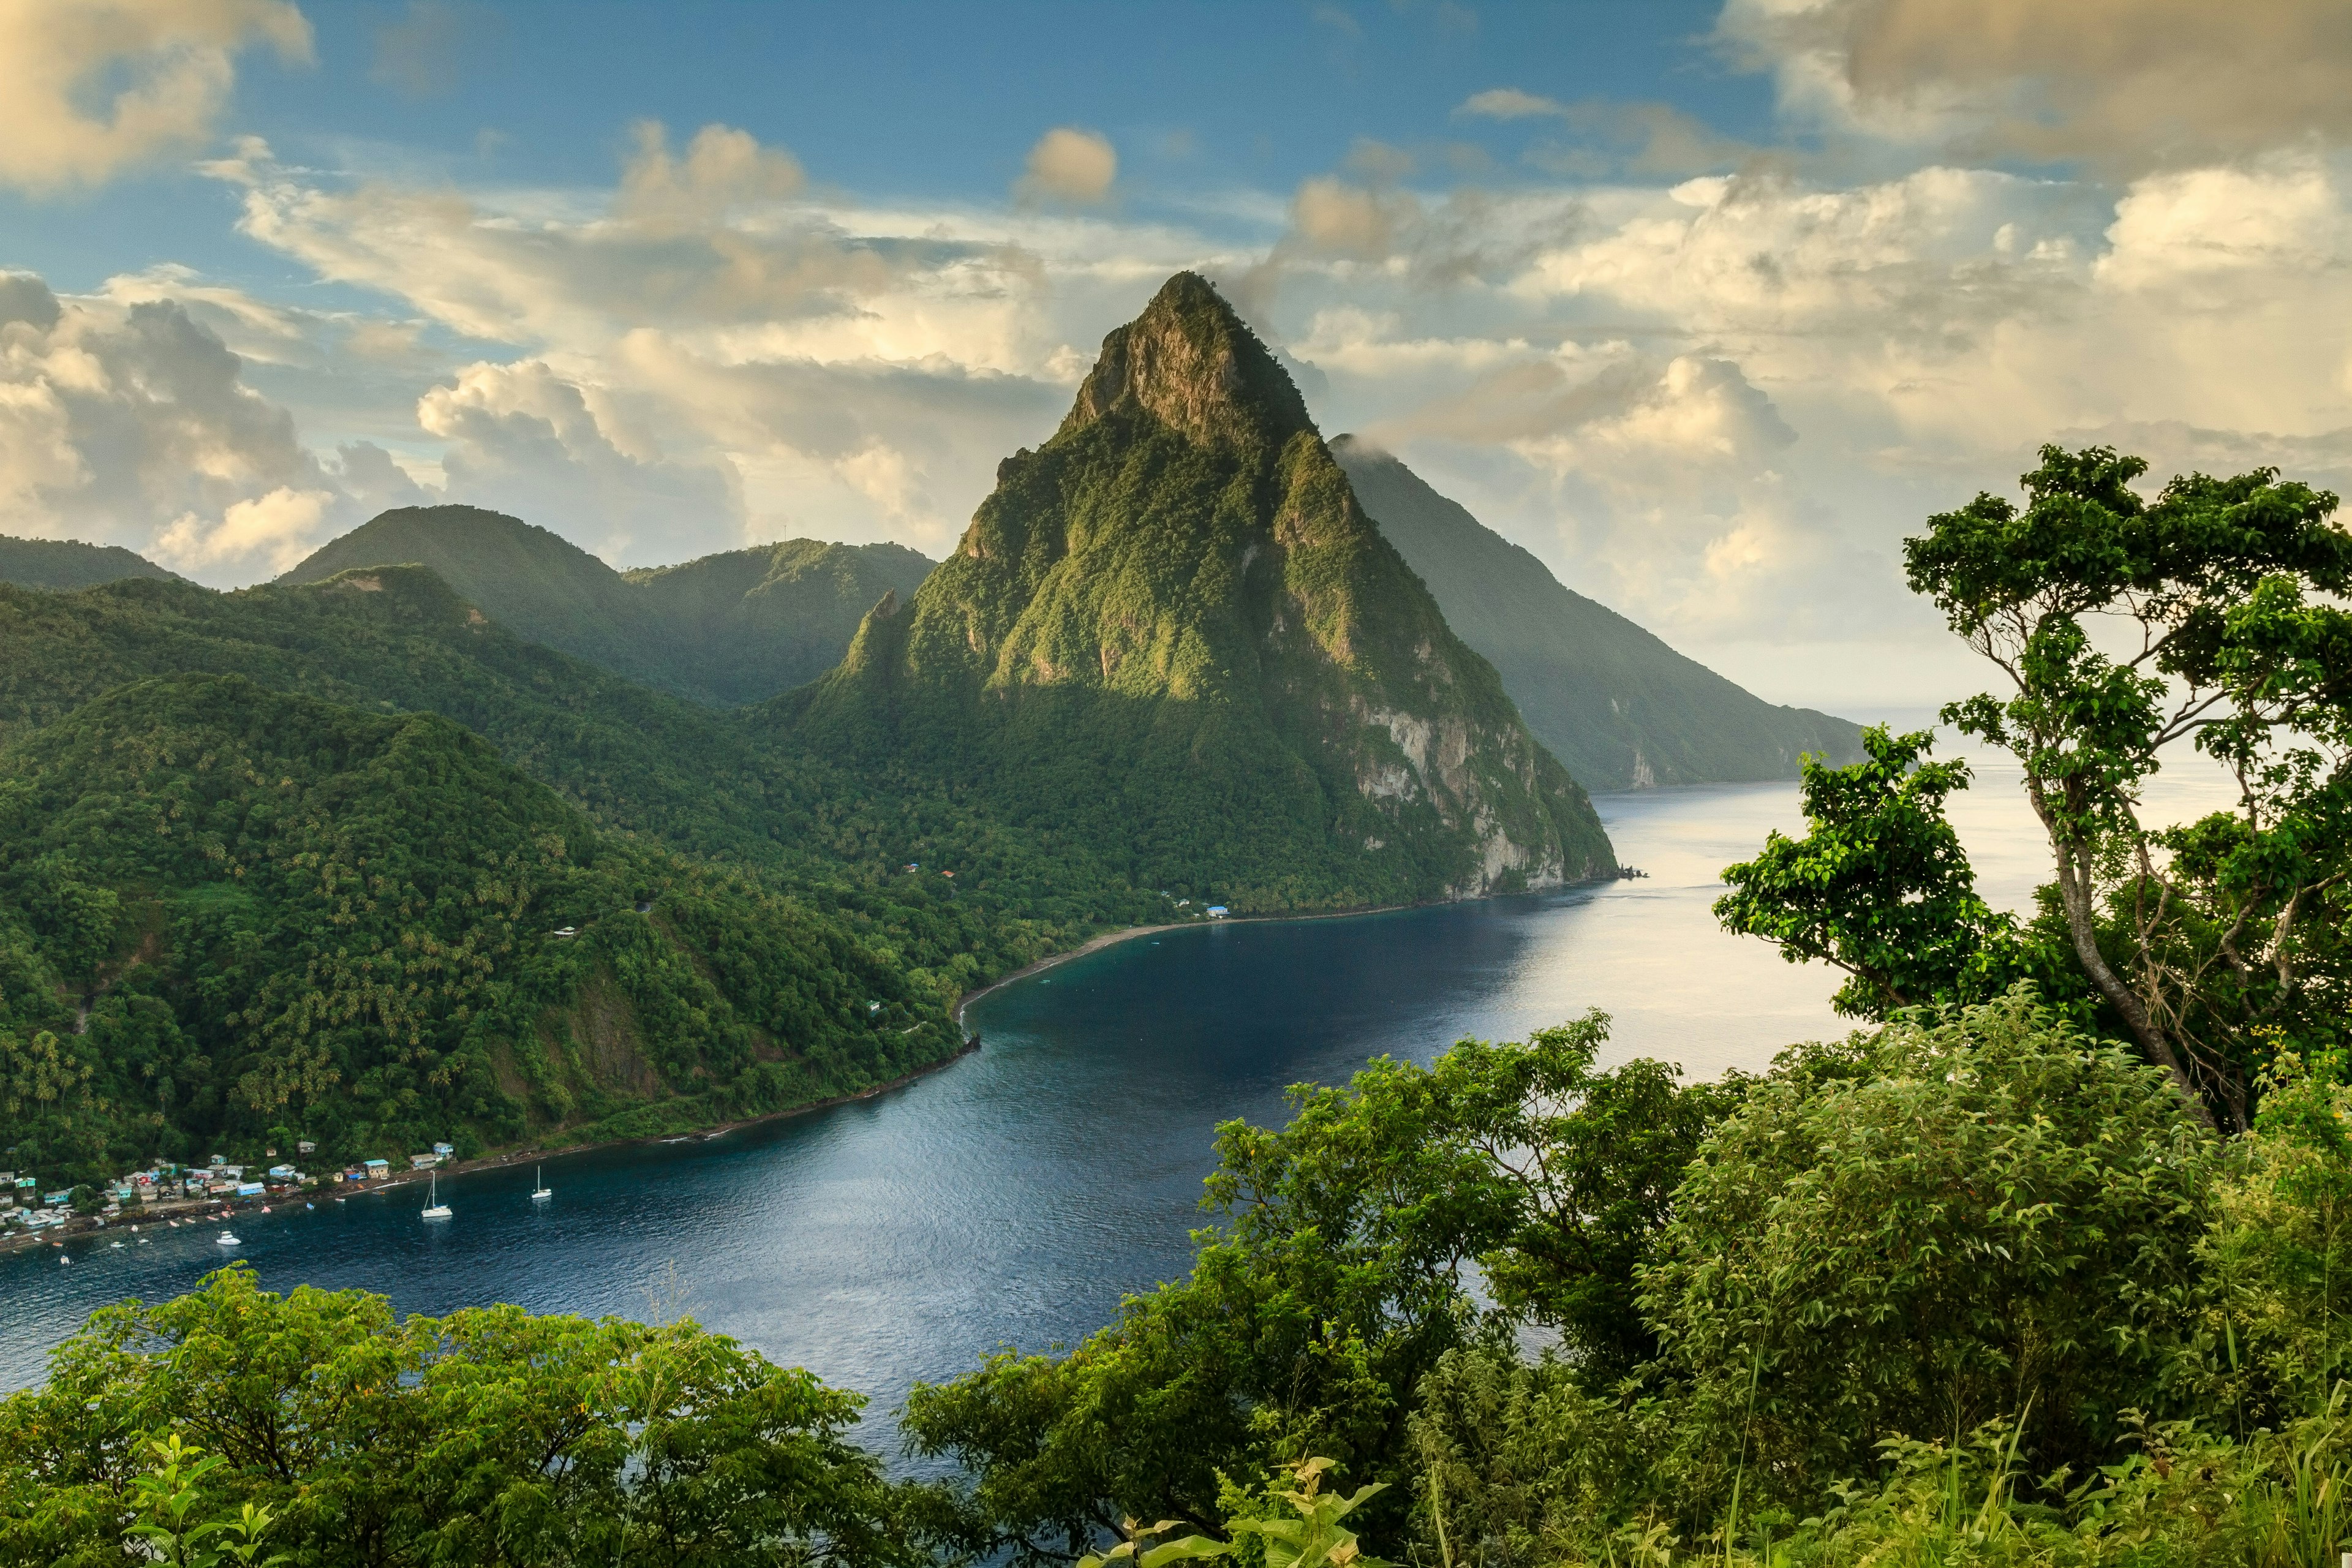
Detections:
0,742,2241,1447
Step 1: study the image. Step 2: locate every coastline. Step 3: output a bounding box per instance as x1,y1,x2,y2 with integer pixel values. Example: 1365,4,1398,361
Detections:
13,897,1459,1256
952,901,1418,1027
1,1040,981,1256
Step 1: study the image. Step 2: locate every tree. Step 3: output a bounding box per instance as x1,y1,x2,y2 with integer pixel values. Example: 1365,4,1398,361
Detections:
902,1017,1740,1559
1904,445,2352,1129
0,1266,911,1568
1714,727,2049,1020
1640,989,2217,1510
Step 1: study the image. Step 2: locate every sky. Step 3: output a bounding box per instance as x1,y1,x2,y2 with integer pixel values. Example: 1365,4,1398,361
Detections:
4,1,2351,710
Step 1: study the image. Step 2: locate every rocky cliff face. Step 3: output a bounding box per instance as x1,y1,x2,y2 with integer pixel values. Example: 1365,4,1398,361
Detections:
790,272,1613,909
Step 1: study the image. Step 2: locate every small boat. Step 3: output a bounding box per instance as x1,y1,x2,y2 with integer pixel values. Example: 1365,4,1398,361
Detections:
216,1231,239,1246
59,1254,69,1265
530,1165,551,1202
110,1240,123,1250
420,1172,451,1221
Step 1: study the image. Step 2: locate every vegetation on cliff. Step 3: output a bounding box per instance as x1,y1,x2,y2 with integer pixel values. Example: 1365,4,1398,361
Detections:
788,273,1614,909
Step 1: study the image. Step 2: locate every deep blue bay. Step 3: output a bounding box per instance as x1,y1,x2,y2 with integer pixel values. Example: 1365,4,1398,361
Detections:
0,756,2238,1442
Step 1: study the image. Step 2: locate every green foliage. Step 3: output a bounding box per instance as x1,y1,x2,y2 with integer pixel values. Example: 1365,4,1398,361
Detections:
0,530,183,591
1225,1459,1392,1568
1644,990,2218,1510
1332,438,1865,793
791,273,1615,913
0,1265,909,1568
1906,444,2352,1129
1715,728,2072,1020
903,1014,1733,1558
0,673,959,1181
2202,1053,2352,1421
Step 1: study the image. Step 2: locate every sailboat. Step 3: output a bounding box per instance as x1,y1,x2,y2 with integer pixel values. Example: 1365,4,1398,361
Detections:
421,1171,451,1221
530,1166,551,1202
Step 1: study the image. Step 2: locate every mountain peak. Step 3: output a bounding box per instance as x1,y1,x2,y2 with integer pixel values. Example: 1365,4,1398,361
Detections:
1057,271,1311,451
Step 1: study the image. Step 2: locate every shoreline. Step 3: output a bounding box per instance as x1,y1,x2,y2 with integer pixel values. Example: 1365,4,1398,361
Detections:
1,1041,982,1256
952,900,1419,1027
10,889,1558,1256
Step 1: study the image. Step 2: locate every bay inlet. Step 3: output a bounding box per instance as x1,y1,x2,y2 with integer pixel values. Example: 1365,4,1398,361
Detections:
0,754,2234,1427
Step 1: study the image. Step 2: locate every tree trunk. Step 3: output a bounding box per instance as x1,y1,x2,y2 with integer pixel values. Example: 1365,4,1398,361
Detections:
2029,783,2221,1132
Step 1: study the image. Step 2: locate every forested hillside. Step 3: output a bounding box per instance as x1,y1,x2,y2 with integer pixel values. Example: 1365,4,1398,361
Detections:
625,538,940,702
0,568,1177,1178
789,273,1614,908
279,507,934,703
1332,439,1866,790
0,675,958,1181
0,533,183,592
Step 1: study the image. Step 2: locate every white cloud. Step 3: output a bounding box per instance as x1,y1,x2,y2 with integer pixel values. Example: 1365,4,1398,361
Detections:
1016,127,1118,206
0,270,360,581
1458,88,1570,121
0,0,311,192
153,484,333,575
416,360,740,560
618,120,806,227
197,130,1169,561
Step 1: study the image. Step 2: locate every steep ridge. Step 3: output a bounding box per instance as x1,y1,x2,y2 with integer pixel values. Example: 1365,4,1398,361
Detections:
0,533,183,591
1332,438,1867,791
278,507,935,704
786,272,1615,910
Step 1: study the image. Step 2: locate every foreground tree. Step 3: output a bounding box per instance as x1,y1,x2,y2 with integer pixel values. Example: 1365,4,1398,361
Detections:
1714,726,2056,1019
1642,988,2217,1511
1907,445,2352,1128
0,1267,910,1568
902,1016,1740,1561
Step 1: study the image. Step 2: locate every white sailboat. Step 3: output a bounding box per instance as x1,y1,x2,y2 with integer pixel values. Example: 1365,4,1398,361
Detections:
421,1171,451,1221
530,1165,551,1202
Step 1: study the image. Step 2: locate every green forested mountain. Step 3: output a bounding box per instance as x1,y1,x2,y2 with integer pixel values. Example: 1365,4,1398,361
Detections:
0,533,183,592
0,568,1175,1178
1331,438,1866,790
0,674,958,1180
622,538,938,703
786,273,1614,909
0,570,1157,943
278,508,935,704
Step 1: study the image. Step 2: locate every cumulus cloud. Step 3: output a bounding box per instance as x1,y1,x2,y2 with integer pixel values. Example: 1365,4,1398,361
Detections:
153,484,333,575
0,0,311,192
1016,127,1118,206
416,360,742,559
0,270,355,581
1720,0,2352,172
618,120,806,227
192,129,1170,562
